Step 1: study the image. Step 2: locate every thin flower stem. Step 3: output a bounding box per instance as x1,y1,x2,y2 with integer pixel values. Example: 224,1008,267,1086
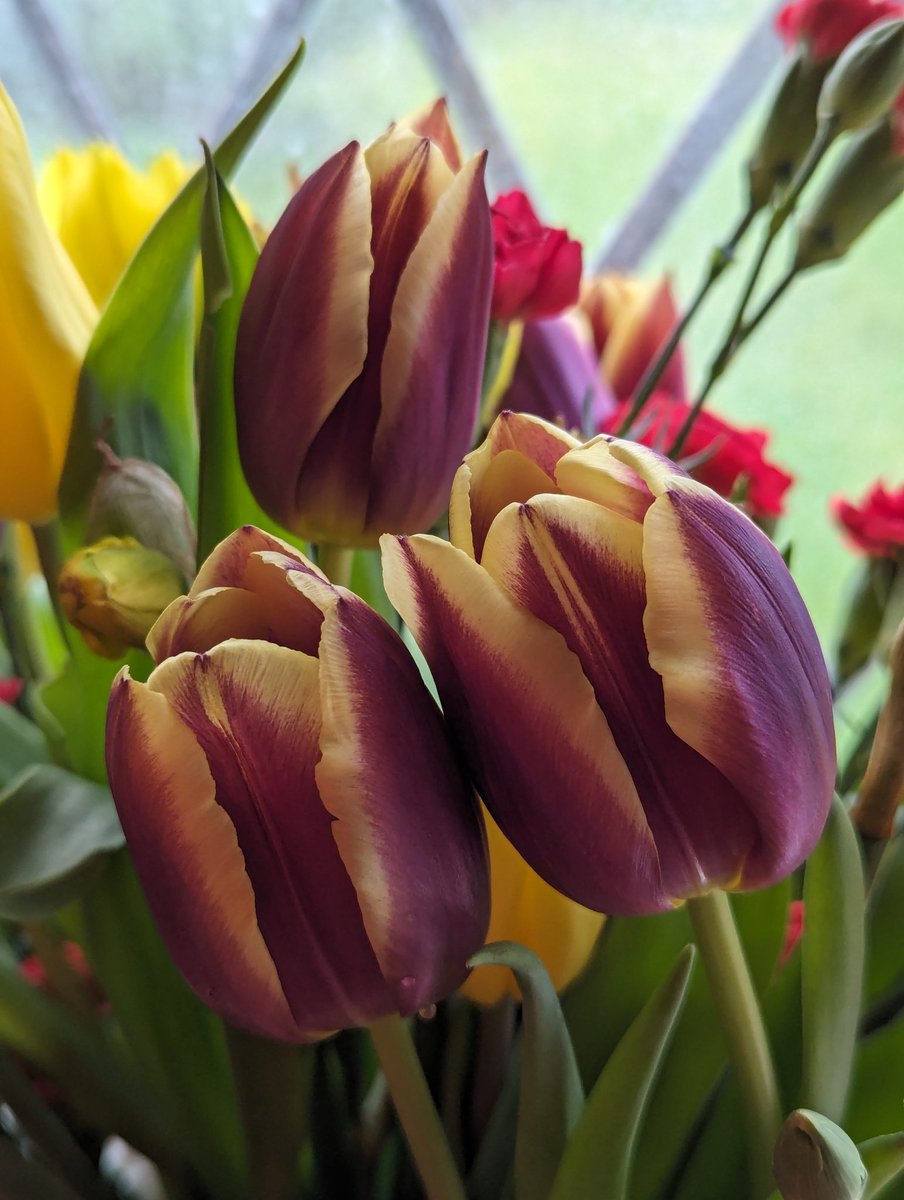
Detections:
686,890,782,1200
616,203,757,438
317,543,355,589
368,1015,467,1200
671,119,838,456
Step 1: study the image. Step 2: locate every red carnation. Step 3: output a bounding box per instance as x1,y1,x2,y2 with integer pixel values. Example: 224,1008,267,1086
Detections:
776,0,904,63
604,394,794,520
490,190,582,323
0,678,22,705
833,481,904,556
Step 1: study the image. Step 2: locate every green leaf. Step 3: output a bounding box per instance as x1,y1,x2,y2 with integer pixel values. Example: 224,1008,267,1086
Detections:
0,765,123,920
846,1017,904,1145
549,946,695,1200
862,1132,904,1198
0,701,50,788
802,797,866,1122
469,941,584,1200
80,851,246,1200
58,41,306,548
197,151,289,559
865,836,904,1008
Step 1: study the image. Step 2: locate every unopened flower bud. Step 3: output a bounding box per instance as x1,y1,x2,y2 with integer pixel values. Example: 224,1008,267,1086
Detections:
86,443,196,583
795,111,904,268
818,18,904,133
773,1109,867,1200
748,51,831,209
58,536,185,659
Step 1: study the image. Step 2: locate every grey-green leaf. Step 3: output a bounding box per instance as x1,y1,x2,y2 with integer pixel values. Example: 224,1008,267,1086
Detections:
0,765,123,920
801,797,865,1122
469,941,584,1200
549,945,695,1200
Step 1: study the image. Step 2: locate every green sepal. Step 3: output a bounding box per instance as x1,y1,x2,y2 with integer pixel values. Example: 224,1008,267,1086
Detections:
58,41,306,551
549,946,695,1200
0,764,123,920
802,797,866,1122
469,941,584,1200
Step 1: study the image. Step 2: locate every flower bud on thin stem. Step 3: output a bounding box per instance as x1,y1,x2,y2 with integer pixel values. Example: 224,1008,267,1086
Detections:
850,616,904,842
818,18,904,135
368,1016,467,1200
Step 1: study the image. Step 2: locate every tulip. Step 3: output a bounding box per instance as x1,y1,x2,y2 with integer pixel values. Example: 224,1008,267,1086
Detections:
0,84,97,523
382,412,835,915
234,126,493,548
39,144,189,307
106,526,489,1039
579,273,686,403
460,807,604,1006
498,316,616,435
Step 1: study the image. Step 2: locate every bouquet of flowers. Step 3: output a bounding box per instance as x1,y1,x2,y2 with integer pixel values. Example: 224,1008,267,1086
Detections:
1,2,904,1197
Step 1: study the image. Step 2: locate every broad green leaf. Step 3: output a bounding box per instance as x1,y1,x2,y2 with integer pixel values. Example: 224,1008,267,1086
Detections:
197,152,287,559
846,1017,904,1145
549,946,695,1200
0,701,50,787
470,942,584,1200
0,764,123,920
862,1132,904,1198
865,837,904,1008
0,942,184,1175
58,41,305,548
802,797,865,1122
81,851,246,1200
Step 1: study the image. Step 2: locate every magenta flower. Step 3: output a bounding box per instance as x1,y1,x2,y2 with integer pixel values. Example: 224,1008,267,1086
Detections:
106,526,489,1040
382,412,835,915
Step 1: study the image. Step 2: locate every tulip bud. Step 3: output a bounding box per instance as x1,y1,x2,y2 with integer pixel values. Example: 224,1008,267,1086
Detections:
234,126,493,548
794,105,904,267
59,536,185,659
85,443,197,583
106,526,489,1040
400,97,463,172
382,412,835,915
818,18,904,132
748,51,831,208
773,1109,867,1200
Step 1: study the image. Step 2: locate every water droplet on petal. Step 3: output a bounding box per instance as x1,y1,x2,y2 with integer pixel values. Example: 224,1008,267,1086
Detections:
417,1003,437,1021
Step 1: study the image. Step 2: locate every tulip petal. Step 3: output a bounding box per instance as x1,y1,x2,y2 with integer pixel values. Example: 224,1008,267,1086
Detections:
382,533,665,914
150,641,393,1030
555,437,655,524
481,493,764,902
450,410,579,558
279,566,488,1014
638,476,835,886
366,152,493,538
192,526,310,593
106,669,299,1040
234,144,373,533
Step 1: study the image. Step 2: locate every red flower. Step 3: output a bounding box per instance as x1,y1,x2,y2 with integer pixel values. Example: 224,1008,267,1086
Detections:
604,394,794,520
776,0,904,62
0,677,22,704
833,481,904,555
490,190,582,323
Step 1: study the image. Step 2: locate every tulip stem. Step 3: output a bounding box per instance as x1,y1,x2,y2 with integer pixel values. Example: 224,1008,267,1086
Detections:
317,543,355,589
686,890,782,1200
368,1015,467,1200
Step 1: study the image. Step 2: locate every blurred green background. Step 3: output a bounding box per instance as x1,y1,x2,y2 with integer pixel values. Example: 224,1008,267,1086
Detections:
2,0,902,649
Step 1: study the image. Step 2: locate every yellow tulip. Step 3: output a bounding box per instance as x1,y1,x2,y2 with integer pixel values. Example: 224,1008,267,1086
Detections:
0,84,96,523
460,807,605,1006
39,144,189,307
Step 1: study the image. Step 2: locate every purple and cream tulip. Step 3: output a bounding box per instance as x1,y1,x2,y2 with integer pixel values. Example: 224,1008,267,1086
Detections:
382,412,835,916
233,124,493,548
106,526,489,1040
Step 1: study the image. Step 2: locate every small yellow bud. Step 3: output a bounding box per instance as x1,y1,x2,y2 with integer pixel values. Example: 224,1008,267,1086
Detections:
58,536,185,659
773,1109,867,1200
